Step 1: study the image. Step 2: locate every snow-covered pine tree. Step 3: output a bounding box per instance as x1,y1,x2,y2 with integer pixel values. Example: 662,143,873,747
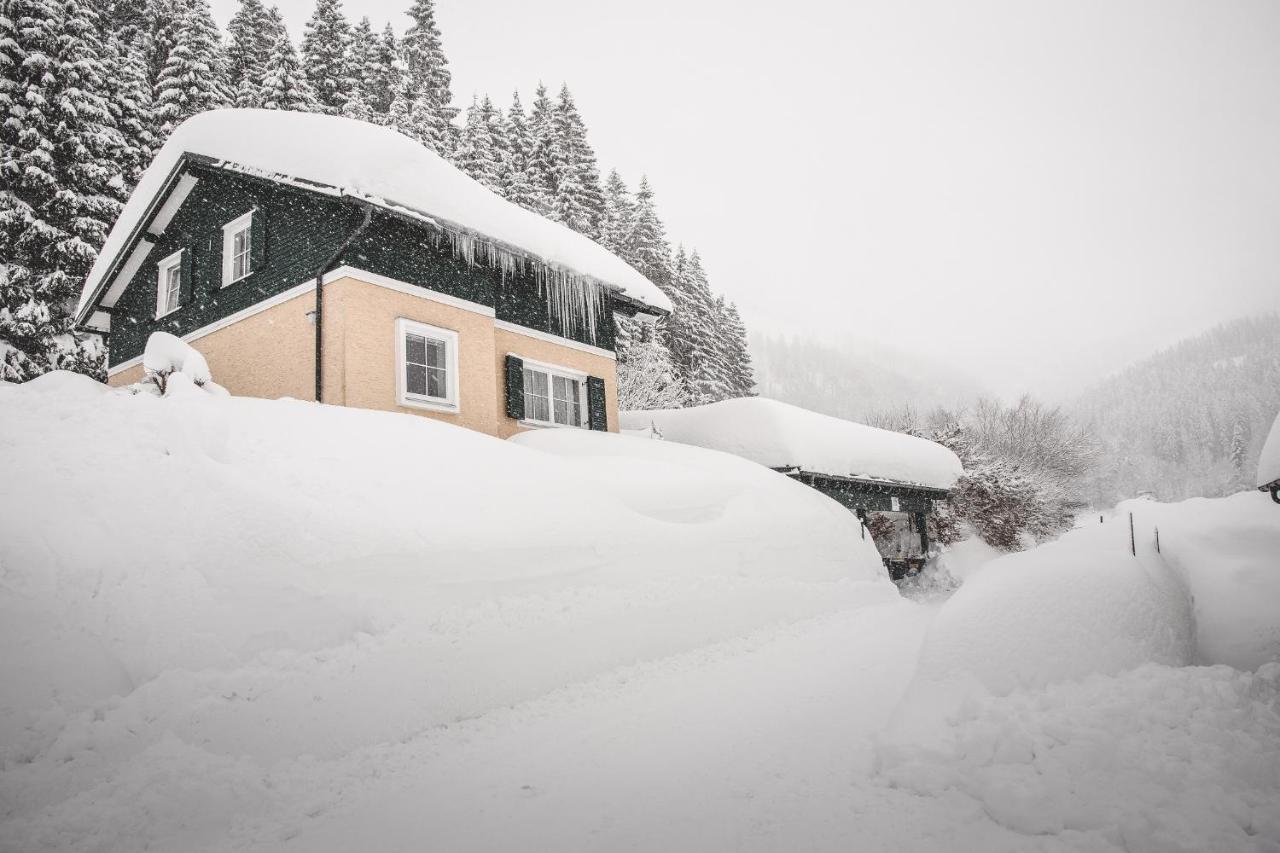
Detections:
480,95,506,183
346,18,384,119
260,29,319,111
526,83,559,217
398,0,455,153
226,0,274,107
598,170,635,255
721,301,755,397
550,84,604,237
454,95,502,191
624,176,672,290
301,0,353,114
500,90,539,209
0,0,124,380
367,22,400,118
152,0,230,136
104,26,159,189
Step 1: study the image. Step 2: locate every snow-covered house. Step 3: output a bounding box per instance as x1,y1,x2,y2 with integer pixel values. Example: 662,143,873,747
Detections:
75,110,670,437
621,398,963,576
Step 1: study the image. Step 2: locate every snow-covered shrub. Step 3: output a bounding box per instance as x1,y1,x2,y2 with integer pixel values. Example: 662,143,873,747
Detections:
140,332,213,395
874,399,1097,551
616,318,686,410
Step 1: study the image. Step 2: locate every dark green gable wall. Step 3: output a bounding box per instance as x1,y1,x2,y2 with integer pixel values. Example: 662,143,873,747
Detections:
108,166,616,367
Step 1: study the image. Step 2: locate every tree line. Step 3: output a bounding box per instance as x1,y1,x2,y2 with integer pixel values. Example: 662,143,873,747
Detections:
0,0,754,407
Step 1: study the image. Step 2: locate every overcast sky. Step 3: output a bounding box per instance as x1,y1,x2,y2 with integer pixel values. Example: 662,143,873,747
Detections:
214,0,1280,399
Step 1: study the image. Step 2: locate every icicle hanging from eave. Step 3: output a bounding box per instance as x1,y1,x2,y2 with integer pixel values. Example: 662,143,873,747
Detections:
430,221,608,346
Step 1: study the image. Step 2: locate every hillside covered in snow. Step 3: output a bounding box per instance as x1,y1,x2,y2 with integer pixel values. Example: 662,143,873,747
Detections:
2,375,1279,852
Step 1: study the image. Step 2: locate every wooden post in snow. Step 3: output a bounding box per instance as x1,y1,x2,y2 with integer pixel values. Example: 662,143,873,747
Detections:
1129,512,1136,556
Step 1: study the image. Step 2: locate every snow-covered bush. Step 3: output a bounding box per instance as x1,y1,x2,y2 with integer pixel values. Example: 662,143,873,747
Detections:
874,399,1097,551
139,332,215,395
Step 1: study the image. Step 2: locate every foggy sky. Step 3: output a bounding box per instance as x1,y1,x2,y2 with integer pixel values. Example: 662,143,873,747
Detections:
213,0,1280,400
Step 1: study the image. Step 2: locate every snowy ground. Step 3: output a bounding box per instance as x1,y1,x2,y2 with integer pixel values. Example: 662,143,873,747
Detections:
2,375,1279,852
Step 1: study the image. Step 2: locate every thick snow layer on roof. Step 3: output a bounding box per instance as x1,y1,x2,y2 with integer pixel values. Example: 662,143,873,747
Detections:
77,110,671,319
1258,410,1280,488
621,397,963,491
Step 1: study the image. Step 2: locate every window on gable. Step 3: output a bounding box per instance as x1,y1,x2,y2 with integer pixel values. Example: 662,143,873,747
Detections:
156,250,182,318
522,362,585,428
395,318,459,412
221,211,254,286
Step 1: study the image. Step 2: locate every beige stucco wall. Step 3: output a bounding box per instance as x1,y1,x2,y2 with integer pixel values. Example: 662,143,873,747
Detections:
324,276,500,436
493,326,619,438
107,273,620,439
107,290,316,399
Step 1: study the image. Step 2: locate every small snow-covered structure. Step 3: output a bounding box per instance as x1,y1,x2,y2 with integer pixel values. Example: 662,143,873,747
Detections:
1258,409,1280,504
621,398,963,576
74,109,669,439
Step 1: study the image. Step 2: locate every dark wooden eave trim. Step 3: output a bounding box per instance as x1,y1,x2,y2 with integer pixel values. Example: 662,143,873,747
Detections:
774,466,951,501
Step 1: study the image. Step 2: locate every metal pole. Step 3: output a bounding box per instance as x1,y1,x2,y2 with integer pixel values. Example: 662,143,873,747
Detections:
1155,526,1160,554
1129,512,1135,556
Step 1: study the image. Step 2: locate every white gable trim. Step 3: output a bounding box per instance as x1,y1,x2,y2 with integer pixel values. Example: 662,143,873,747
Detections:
321,266,494,317
147,173,198,236
493,320,616,361
100,238,155,309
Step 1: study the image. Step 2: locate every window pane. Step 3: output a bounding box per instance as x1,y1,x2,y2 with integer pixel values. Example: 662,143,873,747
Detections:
405,333,426,366
405,362,427,395
426,338,446,370
426,366,446,398
570,380,582,426
523,368,548,396
553,397,571,425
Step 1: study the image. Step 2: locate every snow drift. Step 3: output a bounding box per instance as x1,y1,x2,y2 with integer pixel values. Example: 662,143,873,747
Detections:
620,397,963,490
0,373,892,847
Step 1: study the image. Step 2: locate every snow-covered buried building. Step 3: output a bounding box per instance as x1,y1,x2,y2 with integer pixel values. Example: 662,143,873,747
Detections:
1258,409,1280,504
621,398,963,576
75,110,670,436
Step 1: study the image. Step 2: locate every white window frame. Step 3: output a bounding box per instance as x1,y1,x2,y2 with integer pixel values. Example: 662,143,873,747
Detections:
155,249,183,319
221,210,255,287
518,357,588,429
395,317,460,413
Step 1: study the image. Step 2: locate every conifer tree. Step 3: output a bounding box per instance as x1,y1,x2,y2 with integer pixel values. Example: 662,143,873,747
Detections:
301,0,353,114
347,18,386,119
0,0,124,379
454,95,501,191
340,83,374,122
526,83,558,217
226,0,274,107
260,29,318,111
722,301,755,397
153,0,229,136
617,320,686,411
599,169,634,255
500,91,538,209
367,22,400,118
105,26,159,189
480,95,506,180
398,0,455,153
548,85,596,235
624,176,671,290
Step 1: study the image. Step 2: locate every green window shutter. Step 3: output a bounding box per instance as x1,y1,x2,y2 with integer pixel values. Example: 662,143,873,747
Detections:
250,208,265,273
586,376,607,431
179,248,194,305
504,355,525,420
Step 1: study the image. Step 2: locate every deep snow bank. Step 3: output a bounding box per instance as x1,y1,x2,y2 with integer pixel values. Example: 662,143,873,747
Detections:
0,374,891,831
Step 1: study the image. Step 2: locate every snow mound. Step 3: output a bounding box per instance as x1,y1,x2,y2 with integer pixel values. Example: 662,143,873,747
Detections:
0,375,892,840
143,331,211,385
620,397,962,491
511,428,886,573
1258,409,1280,489
77,109,670,321
878,663,1280,849
913,521,1194,697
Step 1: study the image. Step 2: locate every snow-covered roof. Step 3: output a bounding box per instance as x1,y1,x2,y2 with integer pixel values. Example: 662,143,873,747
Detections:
77,109,671,321
1258,410,1280,488
620,397,963,491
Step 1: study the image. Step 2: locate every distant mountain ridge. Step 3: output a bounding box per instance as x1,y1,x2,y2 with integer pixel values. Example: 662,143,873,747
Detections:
1072,314,1280,505
748,334,986,423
